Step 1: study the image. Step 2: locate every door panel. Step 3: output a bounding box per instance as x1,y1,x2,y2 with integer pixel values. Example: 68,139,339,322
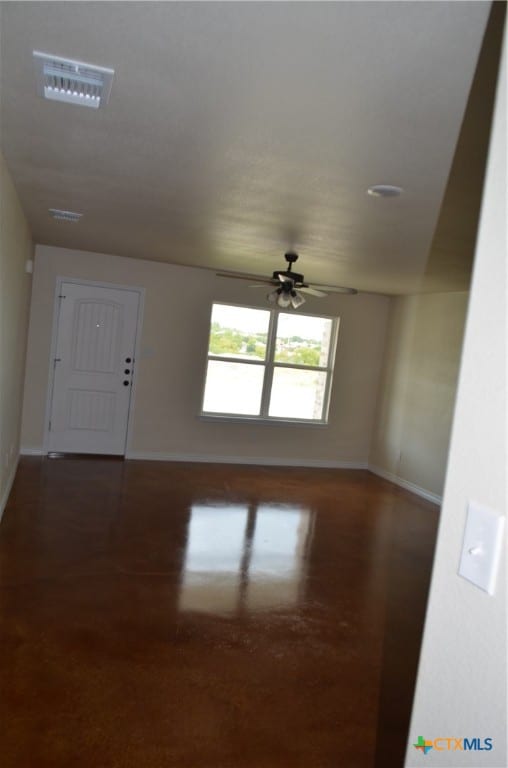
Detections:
48,282,140,455
67,389,116,431
72,300,122,372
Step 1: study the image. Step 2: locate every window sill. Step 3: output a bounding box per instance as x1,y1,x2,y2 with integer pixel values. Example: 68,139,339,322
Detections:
199,413,329,428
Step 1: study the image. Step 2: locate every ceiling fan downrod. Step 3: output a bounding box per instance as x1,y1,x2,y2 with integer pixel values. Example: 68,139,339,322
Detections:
284,252,299,271
273,252,304,284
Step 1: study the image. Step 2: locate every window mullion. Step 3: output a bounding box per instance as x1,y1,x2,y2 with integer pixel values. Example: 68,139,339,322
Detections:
208,355,265,367
259,310,277,417
271,362,330,373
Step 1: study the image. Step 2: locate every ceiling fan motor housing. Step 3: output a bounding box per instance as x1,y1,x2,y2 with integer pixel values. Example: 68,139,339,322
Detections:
272,269,304,283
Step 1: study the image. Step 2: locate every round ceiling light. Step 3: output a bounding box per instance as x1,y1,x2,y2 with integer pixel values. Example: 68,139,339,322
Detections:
367,184,404,198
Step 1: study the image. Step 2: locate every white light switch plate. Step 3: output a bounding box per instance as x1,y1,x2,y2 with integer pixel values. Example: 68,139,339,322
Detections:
458,501,505,595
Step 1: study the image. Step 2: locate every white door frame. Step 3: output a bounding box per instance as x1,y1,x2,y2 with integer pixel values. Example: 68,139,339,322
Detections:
43,276,145,456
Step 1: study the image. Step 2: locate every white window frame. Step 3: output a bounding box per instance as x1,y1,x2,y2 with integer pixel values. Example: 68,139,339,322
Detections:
200,302,340,425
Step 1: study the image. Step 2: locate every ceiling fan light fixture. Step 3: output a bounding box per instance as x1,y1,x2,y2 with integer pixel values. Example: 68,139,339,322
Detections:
290,290,306,309
268,286,301,309
277,292,292,308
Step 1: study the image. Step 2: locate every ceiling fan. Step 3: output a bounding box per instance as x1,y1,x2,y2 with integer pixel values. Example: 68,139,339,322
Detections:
217,252,357,309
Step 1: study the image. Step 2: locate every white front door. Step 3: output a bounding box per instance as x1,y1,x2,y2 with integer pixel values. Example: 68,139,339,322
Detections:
48,281,141,455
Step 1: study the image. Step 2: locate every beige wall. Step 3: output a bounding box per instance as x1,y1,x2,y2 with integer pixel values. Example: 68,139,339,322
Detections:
21,244,389,465
405,27,506,768
0,152,33,518
370,291,468,500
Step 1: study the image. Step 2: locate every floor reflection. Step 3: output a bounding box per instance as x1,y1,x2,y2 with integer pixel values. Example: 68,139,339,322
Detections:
178,503,312,614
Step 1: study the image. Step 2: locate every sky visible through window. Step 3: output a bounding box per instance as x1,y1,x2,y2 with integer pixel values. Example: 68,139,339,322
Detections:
210,304,330,342
211,305,269,335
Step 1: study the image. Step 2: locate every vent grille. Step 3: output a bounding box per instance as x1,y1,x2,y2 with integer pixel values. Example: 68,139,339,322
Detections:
49,209,83,222
34,51,114,109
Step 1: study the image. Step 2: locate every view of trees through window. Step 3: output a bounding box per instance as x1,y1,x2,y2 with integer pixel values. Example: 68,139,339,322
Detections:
209,321,267,360
209,316,329,368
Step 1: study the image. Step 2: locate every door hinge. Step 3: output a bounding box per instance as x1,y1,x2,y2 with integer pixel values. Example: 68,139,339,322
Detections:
57,294,66,299
48,419,52,431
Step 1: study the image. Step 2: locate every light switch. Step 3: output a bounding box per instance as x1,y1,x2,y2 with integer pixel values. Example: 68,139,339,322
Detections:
458,501,505,595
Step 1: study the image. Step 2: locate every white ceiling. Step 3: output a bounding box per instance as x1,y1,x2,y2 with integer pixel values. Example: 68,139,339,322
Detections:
0,2,495,294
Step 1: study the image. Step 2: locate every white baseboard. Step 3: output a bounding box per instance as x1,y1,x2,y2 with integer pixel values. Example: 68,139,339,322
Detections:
125,450,368,470
16,449,440,505
20,446,45,456
368,464,442,505
0,455,20,524
20,445,368,470
14,448,440,506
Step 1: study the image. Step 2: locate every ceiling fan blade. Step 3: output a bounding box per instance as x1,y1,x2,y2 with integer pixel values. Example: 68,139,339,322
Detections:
216,271,275,285
249,283,276,289
310,284,358,295
299,286,328,298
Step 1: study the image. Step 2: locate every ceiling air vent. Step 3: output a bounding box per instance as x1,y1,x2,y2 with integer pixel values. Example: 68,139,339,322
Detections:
49,209,83,222
33,51,114,109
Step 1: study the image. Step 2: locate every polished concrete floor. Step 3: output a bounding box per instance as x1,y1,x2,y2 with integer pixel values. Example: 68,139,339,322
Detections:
0,458,439,768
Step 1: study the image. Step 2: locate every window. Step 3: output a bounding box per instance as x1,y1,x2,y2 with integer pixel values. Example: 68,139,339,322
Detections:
201,303,339,423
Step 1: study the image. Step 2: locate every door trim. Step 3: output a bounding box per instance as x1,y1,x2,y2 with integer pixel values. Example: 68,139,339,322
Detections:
43,276,145,456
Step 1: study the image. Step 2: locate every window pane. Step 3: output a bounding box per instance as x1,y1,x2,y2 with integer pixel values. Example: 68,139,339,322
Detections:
208,304,270,361
203,360,264,415
274,313,333,367
269,366,328,420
